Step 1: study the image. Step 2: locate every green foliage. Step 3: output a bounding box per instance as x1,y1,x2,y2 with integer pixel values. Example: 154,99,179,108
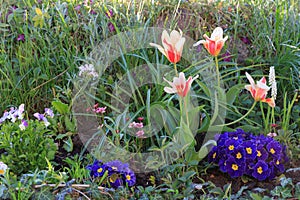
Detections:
0,120,57,175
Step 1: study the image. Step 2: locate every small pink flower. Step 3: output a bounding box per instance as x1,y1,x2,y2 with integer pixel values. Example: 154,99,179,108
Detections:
136,130,145,138
267,132,277,137
17,34,25,42
163,72,199,98
108,22,115,32
137,117,144,121
128,122,143,128
94,107,106,114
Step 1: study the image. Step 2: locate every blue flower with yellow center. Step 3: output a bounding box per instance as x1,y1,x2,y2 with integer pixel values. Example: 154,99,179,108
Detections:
233,146,246,163
243,140,257,160
266,141,282,158
256,145,268,160
252,160,270,181
123,169,136,186
225,156,245,178
225,139,241,153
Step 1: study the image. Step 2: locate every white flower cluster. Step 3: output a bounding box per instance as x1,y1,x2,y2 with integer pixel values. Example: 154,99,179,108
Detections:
269,66,277,100
78,64,98,80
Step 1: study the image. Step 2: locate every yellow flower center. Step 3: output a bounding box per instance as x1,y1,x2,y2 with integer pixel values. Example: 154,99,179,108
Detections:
236,152,242,159
229,145,234,150
213,152,217,158
246,147,252,154
270,148,275,154
112,166,117,170
0,169,5,175
97,168,103,173
276,160,280,165
257,166,263,174
126,175,131,180
257,150,262,157
232,164,238,171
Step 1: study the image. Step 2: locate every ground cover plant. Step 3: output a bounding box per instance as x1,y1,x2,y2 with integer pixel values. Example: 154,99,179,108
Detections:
0,0,300,199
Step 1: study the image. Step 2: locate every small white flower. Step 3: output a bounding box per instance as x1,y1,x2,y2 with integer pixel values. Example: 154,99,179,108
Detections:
78,64,98,80
0,161,8,175
269,66,277,100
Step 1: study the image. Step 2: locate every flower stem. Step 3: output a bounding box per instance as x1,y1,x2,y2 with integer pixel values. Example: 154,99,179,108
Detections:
217,101,257,127
174,63,178,76
260,101,267,131
184,96,189,128
215,56,220,87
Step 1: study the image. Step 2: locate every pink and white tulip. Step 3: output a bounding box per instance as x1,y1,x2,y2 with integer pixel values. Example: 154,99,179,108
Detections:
150,29,185,64
245,72,275,107
163,72,199,98
194,27,228,57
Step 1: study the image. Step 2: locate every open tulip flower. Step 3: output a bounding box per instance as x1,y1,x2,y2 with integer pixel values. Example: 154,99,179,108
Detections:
163,72,199,98
150,29,185,64
245,72,275,107
194,27,228,57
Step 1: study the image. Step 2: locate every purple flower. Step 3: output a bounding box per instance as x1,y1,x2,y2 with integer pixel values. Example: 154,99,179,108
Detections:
108,175,123,188
256,145,268,160
243,140,257,160
106,160,128,173
208,146,219,163
266,141,282,158
240,36,251,44
252,160,270,181
33,113,50,127
45,108,54,118
74,4,81,11
19,119,28,130
232,146,246,163
17,34,25,42
90,9,97,15
271,158,285,173
225,139,241,153
105,10,113,18
221,51,232,62
225,156,245,178
108,22,115,32
218,158,227,173
123,169,136,186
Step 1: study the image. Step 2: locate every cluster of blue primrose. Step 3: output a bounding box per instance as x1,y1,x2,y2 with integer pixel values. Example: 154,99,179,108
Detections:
87,160,136,188
208,129,289,181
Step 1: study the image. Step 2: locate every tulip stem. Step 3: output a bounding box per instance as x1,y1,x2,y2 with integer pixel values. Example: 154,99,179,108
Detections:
215,56,220,87
217,101,257,127
260,101,268,133
174,63,178,76
184,96,189,128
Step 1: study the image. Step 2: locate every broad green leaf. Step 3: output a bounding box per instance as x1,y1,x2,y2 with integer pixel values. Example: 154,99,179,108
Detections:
52,101,69,114
226,84,244,105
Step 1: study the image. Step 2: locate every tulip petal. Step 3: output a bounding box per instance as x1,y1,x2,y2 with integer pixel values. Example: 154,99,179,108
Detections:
149,43,167,57
262,98,275,108
164,87,176,94
170,30,181,45
193,39,206,47
245,72,255,89
211,27,223,40
257,79,270,90
175,37,186,54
